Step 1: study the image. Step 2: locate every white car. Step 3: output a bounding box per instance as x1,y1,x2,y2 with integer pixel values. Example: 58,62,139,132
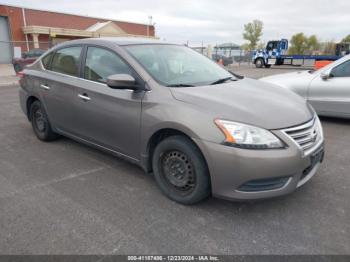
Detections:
260,54,350,118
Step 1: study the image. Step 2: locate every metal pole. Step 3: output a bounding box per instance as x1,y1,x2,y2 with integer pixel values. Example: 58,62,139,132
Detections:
147,16,153,37
22,8,29,51
239,49,242,66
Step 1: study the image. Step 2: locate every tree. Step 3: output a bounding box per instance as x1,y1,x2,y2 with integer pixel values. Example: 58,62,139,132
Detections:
341,35,350,43
242,20,263,50
321,41,336,55
256,42,266,50
240,43,250,51
307,35,320,54
288,33,308,55
288,33,320,55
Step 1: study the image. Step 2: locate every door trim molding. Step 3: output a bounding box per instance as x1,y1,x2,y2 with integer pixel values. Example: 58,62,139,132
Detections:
56,128,140,163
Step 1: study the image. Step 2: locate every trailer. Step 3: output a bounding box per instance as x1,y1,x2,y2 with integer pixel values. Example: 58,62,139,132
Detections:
252,39,349,68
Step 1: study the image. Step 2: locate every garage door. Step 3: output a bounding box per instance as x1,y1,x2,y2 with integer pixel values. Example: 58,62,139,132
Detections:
0,16,12,64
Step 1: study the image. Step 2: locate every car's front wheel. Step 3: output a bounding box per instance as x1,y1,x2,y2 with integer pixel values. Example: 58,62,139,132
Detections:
30,100,59,141
255,58,264,68
152,135,211,205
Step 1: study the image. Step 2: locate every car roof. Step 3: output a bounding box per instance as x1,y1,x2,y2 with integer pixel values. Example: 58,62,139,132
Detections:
57,37,174,47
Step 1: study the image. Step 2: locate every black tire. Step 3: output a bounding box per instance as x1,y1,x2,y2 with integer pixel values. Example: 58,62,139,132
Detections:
255,58,264,68
264,64,271,68
13,64,21,73
152,135,211,205
30,100,59,141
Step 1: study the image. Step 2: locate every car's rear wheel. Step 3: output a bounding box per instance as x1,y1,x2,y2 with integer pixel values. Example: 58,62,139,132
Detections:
152,135,210,205
30,100,59,141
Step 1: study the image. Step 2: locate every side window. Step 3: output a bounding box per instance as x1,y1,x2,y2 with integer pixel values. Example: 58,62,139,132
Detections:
41,52,53,69
84,47,132,83
51,46,82,77
267,42,274,50
331,60,350,77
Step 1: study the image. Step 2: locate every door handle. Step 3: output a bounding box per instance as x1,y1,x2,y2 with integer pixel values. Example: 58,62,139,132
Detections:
40,84,50,90
78,94,91,101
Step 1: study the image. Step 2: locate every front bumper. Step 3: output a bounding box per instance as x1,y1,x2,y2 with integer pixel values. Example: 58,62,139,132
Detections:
193,132,324,201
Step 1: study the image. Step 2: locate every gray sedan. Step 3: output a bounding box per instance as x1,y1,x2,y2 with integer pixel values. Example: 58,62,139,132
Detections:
19,37,324,204
260,55,350,118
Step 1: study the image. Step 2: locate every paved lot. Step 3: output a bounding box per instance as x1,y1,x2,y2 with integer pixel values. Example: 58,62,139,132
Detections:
0,64,18,87
0,67,349,254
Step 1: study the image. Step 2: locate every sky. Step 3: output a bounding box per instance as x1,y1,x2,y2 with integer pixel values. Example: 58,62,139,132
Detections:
2,0,350,46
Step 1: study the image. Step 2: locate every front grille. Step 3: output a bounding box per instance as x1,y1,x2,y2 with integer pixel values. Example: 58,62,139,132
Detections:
282,117,323,155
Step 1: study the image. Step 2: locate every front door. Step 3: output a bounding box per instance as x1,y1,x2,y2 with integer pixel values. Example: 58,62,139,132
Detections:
308,59,350,117
74,46,144,159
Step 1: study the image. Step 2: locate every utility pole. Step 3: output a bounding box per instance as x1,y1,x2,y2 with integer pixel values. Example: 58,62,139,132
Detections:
147,16,153,37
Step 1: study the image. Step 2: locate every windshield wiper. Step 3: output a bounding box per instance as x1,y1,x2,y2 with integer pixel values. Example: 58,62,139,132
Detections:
229,70,244,79
210,77,235,85
167,84,195,87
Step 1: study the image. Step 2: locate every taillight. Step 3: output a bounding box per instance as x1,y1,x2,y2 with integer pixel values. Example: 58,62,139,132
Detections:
17,71,25,79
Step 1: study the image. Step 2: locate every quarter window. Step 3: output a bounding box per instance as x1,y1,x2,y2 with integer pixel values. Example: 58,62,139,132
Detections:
51,46,82,76
41,52,53,69
84,47,132,83
331,60,350,77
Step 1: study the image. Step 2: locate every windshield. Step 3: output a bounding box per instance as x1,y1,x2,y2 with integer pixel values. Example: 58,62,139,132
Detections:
124,44,234,86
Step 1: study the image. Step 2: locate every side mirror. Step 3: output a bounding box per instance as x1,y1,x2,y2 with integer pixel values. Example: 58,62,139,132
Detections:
320,69,334,80
106,74,138,90
320,73,330,80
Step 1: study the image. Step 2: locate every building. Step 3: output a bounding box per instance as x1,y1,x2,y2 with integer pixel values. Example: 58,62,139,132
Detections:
213,43,241,57
0,4,156,63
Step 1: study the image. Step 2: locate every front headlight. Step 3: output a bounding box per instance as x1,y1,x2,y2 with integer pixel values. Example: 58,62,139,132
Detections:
215,119,284,149
314,115,324,142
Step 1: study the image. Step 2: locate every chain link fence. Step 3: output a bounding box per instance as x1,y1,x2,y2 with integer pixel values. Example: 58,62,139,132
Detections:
1,39,254,72
0,39,74,73
0,40,55,72
186,41,253,67
0,40,52,58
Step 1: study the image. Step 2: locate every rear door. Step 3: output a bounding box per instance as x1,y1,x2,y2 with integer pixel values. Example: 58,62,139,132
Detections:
308,59,350,116
39,45,83,135
74,46,144,159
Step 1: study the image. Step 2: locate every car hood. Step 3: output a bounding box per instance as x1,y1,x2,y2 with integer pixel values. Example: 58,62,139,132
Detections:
259,70,314,87
170,78,313,130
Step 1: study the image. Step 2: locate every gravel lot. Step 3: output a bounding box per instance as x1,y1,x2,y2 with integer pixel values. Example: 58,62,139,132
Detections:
0,66,349,254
